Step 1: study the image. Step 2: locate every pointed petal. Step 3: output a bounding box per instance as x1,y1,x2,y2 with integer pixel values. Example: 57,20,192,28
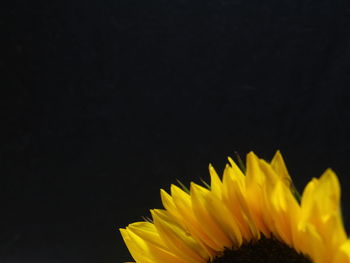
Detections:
190,183,233,249
270,150,292,187
151,209,206,263
170,185,218,254
245,152,270,236
222,162,259,240
209,164,222,198
120,228,154,263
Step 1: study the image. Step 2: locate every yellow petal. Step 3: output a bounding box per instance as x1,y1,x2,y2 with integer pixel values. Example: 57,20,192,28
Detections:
127,222,189,263
160,189,186,229
245,152,270,236
170,185,217,254
120,228,154,263
205,190,243,247
222,162,259,240
127,222,164,249
227,156,245,190
258,159,294,241
270,150,292,187
296,222,326,263
209,164,223,198
246,151,265,187
301,169,346,249
268,180,300,246
334,240,350,263
151,209,206,263
190,183,233,250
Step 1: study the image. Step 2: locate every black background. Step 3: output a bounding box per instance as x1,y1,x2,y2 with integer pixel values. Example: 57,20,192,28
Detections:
3,0,350,262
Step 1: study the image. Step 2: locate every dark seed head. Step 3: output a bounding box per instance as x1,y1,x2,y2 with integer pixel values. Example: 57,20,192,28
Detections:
210,237,312,263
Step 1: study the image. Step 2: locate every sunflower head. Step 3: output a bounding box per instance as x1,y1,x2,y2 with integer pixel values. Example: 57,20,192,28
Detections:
120,151,350,263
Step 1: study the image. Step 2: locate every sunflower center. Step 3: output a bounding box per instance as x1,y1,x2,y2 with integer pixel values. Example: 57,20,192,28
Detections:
210,237,312,263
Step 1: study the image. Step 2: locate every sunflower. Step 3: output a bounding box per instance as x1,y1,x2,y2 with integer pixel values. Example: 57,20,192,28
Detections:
120,151,350,263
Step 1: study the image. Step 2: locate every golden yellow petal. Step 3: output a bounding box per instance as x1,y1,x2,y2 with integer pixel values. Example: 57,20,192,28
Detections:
120,228,154,263
207,164,243,246
190,183,233,249
127,222,164,249
245,152,271,236
127,225,186,263
209,164,223,198
160,189,186,228
205,190,243,247
334,240,350,263
317,169,341,213
296,222,326,263
227,156,245,190
169,185,218,254
301,169,346,253
246,151,266,187
151,209,206,263
268,180,300,246
222,162,259,240
270,150,292,187
126,224,189,263
257,159,296,243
